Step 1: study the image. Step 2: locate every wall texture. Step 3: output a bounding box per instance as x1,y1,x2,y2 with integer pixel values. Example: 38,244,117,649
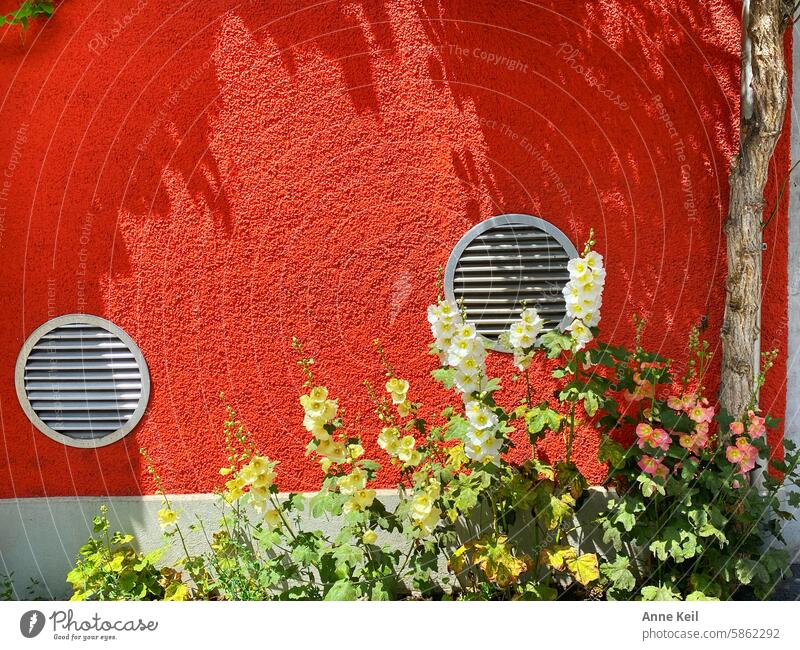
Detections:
0,0,791,498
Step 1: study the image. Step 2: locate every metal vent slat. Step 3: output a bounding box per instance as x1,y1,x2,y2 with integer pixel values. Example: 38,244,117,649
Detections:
39,414,133,422
446,216,577,346
27,352,136,361
29,401,141,411
24,371,142,380
457,255,568,265
24,361,139,370
39,423,126,433
31,341,130,350
18,318,149,444
453,275,570,284
29,391,141,401
25,381,143,391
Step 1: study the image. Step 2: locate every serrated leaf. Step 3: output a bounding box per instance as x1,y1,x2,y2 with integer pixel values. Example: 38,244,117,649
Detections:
641,584,680,601
431,367,456,389
598,435,626,468
601,556,635,593
324,579,359,601
539,545,575,572
566,552,599,586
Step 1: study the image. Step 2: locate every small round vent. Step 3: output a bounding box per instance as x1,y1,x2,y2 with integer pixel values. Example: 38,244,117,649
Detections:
15,315,150,448
444,214,578,350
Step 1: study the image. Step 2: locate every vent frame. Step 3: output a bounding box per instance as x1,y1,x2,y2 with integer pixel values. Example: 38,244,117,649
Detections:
15,314,150,448
444,214,579,352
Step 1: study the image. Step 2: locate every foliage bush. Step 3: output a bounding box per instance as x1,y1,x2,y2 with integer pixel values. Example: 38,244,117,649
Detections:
66,505,189,601
64,234,800,601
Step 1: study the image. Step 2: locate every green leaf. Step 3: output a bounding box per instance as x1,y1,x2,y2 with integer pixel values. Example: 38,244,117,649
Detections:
640,584,680,601
686,590,718,601
444,415,471,441
637,473,665,497
583,391,599,417
525,403,562,441
356,459,380,473
540,330,573,359
324,579,359,601
698,522,727,545
454,486,478,512
519,581,558,600
309,492,328,518
289,493,306,512
601,556,635,594
602,524,622,551
598,436,626,468
431,367,456,389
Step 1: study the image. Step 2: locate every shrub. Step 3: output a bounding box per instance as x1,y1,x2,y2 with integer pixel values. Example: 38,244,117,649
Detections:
66,506,189,601
65,233,799,600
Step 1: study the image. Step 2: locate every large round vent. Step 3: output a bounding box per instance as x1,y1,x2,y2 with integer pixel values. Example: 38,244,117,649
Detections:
15,315,150,448
444,214,578,350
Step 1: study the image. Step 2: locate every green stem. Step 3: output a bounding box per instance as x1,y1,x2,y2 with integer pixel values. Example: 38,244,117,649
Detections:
269,493,298,541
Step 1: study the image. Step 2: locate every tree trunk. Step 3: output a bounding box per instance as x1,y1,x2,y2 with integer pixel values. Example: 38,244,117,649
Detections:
720,0,791,419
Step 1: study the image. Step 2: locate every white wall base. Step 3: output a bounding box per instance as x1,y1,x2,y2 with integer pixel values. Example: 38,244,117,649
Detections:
0,489,612,600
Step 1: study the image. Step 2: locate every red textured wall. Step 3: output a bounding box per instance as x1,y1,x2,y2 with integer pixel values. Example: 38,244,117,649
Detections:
0,0,791,497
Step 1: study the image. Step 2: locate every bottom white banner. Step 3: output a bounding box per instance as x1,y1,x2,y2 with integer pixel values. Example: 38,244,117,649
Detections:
0,601,797,648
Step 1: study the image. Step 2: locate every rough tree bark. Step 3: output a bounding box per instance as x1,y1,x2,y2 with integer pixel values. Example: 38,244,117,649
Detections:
720,0,792,419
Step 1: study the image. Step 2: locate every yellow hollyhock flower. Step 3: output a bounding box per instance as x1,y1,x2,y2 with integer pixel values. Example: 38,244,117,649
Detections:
264,509,282,531
157,507,177,529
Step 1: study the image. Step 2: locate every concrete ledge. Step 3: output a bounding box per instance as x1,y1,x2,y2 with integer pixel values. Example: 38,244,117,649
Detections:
0,489,612,599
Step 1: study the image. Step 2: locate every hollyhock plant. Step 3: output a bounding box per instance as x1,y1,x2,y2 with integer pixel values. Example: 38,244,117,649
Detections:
428,297,505,464
69,234,799,604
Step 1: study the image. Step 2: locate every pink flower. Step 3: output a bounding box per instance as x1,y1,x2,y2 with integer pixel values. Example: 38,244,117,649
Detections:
726,437,758,475
729,421,744,436
667,395,683,410
692,429,709,451
636,423,670,451
688,403,714,424
638,455,668,480
726,445,744,464
747,410,767,439
678,427,709,455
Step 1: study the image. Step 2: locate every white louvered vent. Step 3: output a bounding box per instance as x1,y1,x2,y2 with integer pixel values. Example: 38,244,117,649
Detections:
15,315,150,448
444,214,579,350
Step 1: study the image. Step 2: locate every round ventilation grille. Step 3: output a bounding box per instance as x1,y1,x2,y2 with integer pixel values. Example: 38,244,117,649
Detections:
444,214,579,350
15,315,150,448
